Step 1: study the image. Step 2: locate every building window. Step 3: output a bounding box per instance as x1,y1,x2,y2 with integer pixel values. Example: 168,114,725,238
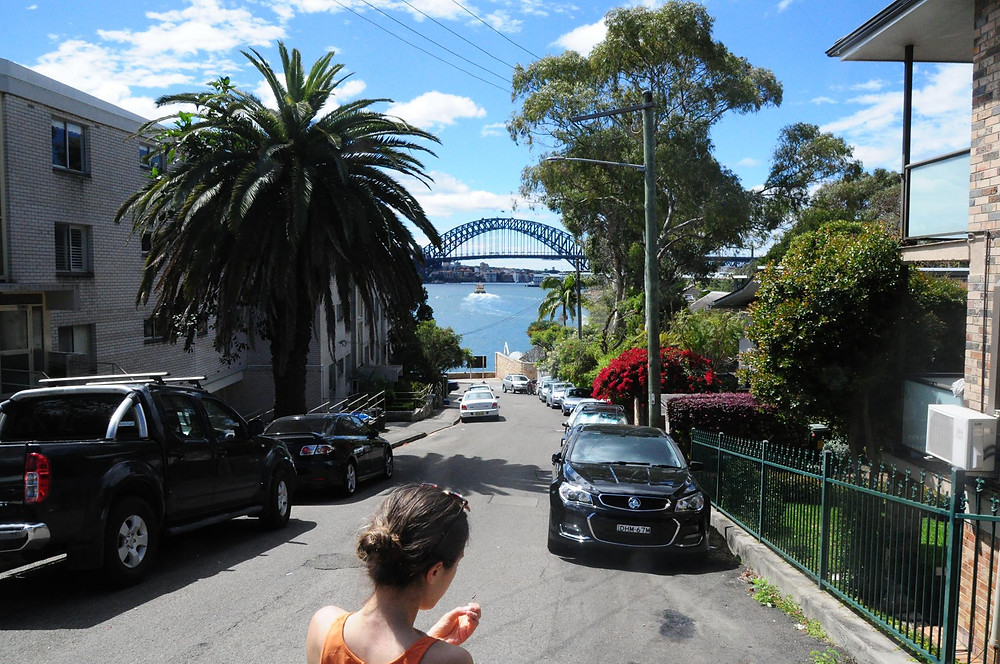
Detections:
54,223,92,273
51,119,85,172
139,145,165,172
141,231,152,255
143,314,170,342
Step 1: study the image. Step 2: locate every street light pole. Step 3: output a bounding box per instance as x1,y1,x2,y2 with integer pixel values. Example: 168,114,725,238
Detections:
641,90,661,429
545,91,661,427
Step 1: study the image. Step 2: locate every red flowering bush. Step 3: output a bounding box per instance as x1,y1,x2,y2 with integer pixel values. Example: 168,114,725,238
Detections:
592,346,721,403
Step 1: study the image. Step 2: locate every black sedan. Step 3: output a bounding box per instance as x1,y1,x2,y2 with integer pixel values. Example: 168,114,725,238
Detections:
548,423,709,556
263,413,393,496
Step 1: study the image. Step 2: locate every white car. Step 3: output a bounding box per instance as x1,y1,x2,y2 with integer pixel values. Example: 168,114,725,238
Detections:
547,382,572,409
566,401,624,429
459,385,500,422
502,374,530,394
537,377,554,402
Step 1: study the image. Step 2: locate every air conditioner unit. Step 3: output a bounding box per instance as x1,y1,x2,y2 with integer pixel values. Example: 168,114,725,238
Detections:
926,404,997,473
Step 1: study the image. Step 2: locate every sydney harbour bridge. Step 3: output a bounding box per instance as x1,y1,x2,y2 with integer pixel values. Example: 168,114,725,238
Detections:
418,217,753,273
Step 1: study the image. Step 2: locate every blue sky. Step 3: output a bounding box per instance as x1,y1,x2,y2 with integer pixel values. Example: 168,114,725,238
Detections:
4,0,972,264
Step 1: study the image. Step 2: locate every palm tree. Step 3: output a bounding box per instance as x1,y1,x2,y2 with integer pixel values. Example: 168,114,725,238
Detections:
116,43,441,416
537,273,580,326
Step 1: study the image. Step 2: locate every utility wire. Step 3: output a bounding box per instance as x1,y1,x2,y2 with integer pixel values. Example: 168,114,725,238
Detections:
355,0,510,85
450,0,542,61
329,0,511,93
397,0,517,70
458,300,545,336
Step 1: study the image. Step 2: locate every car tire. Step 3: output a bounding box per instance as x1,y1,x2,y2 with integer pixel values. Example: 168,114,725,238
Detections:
502,384,507,393
382,447,394,479
260,466,292,529
342,461,358,497
103,496,159,586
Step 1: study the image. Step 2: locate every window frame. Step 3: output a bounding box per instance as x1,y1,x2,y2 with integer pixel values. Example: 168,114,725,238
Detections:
51,119,86,173
54,223,93,274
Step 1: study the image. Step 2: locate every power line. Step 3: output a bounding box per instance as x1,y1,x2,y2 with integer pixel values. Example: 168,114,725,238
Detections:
397,0,517,70
457,300,542,336
354,0,511,85
449,0,542,61
329,0,511,94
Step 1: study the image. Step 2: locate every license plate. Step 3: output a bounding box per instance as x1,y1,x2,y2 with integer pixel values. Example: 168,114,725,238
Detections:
616,524,651,534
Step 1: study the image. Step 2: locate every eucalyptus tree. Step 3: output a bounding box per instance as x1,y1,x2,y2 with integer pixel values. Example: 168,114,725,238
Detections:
510,3,860,354
117,43,440,416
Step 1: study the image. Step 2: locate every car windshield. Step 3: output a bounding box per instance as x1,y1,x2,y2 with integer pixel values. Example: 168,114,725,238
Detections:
465,389,493,399
512,375,528,381
565,388,590,398
571,430,683,467
575,412,629,425
264,418,327,435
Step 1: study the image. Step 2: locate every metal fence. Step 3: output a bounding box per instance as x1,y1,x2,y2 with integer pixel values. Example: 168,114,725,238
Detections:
690,429,1000,664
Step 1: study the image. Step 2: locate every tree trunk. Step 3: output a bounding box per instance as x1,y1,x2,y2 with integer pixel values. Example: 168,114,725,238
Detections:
270,288,315,418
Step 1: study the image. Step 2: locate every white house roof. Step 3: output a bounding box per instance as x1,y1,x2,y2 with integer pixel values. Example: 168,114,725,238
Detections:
826,0,973,63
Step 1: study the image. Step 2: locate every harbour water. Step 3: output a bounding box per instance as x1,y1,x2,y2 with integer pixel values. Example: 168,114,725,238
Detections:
424,282,549,371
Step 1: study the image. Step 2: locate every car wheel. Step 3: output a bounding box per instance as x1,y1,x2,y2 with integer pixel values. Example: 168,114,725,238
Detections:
382,447,394,479
103,496,159,586
502,384,507,393
342,461,358,496
260,466,292,529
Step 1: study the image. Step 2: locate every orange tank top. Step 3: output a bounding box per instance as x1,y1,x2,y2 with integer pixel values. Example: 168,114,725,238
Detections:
321,612,440,664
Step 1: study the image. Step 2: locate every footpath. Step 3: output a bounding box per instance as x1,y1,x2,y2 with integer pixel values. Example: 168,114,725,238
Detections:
378,383,911,664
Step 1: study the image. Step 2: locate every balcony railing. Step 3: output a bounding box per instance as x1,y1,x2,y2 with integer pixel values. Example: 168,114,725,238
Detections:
904,148,970,240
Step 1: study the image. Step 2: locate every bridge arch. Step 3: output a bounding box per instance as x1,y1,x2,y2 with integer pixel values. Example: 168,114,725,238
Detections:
421,217,588,270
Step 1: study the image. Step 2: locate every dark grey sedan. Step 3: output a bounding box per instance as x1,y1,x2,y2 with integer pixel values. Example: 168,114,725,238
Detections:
263,413,393,496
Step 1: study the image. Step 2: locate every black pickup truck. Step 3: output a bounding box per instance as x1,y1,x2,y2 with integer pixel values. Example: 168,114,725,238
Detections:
0,374,295,585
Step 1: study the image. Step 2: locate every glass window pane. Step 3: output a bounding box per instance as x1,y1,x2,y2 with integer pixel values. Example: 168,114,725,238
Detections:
907,151,970,238
0,310,28,351
51,121,66,168
66,123,83,171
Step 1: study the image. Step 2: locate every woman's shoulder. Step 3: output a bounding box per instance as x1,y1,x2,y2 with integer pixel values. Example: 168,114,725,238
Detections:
305,605,350,664
422,639,474,664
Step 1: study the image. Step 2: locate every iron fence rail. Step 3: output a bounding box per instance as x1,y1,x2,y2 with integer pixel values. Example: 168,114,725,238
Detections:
691,429,1000,664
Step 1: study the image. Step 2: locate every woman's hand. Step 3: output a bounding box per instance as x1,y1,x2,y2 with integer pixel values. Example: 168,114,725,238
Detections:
427,603,482,645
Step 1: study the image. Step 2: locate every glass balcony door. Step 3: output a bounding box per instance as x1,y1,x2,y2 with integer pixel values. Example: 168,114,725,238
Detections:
0,305,44,395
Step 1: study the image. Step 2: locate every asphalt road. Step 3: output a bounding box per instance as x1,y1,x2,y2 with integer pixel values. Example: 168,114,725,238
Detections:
0,385,837,663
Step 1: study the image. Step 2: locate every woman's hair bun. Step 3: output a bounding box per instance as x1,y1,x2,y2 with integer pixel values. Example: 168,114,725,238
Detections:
357,524,403,563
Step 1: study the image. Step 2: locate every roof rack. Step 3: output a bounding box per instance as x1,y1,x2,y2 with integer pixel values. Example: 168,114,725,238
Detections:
39,372,169,385
37,373,207,388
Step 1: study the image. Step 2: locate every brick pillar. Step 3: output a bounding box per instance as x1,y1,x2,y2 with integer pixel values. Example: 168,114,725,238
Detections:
968,0,1000,412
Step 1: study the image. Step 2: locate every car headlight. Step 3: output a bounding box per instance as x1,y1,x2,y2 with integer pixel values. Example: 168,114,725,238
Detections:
675,492,705,512
558,481,593,505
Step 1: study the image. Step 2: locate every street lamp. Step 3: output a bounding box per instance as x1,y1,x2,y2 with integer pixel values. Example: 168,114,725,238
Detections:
542,91,661,428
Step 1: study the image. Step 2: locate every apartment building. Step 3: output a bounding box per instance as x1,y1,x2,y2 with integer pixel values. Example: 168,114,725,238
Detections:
0,58,393,415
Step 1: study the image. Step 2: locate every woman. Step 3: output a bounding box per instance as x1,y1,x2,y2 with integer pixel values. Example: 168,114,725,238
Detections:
306,483,482,664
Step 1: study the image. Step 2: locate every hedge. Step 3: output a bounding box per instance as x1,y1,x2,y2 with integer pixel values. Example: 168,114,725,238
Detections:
666,392,807,452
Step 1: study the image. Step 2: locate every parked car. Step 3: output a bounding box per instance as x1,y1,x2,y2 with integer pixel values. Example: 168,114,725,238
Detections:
459,385,500,422
537,377,555,402
502,374,531,394
0,374,295,585
547,382,572,409
263,413,393,496
548,423,709,557
560,387,595,415
565,401,625,429
560,406,630,445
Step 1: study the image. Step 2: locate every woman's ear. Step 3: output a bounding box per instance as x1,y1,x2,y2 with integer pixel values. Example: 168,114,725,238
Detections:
424,561,446,585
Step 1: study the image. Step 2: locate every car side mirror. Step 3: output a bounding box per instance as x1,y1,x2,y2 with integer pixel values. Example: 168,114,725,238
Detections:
248,419,265,436
367,427,379,439
562,421,569,428
551,452,562,464
688,460,704,472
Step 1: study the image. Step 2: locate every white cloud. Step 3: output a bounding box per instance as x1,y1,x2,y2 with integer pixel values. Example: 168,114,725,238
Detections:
387,92,486,130
810,96,837,105
777,0,795,11
851,79,886,92
481,122,506,137
553,19,606,56
737,157,760,167
820,63,971,170
403,171,529,219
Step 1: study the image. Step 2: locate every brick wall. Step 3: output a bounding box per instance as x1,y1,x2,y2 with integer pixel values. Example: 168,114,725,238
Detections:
494,352,537,381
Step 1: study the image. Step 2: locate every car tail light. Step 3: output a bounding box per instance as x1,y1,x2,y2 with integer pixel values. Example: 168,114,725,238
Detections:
300,444,334,456
25,452,51,504
492,401,498,408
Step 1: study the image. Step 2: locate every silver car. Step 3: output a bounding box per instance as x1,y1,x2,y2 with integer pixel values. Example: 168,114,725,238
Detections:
560,387,596,415
538,377,555,402
547,382,572,409
502,374,530,394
